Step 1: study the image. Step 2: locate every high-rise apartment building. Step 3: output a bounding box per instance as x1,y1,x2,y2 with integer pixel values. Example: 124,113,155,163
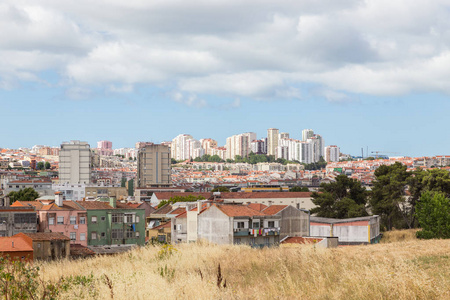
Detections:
59,141,91,184
302,129,314,141
279,132,289,140
137,144,171,188
200,139,218,155
325,145,340,162
226,133,252,160
97,140,113,156
267,128,279,156
250,139,266,154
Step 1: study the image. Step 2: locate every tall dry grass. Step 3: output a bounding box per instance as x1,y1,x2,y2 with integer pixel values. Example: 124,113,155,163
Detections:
37,237,450,300
381,228,419,243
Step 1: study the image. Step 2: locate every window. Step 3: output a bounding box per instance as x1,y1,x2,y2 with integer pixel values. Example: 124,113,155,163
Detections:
49,217,55,225
173,224,176,230
70,216,76,225
126,228,135,238
237,222,245,229
37,243,41,248
268,221,275,228
91,216,97,223
101,216,106,221
177,224,182,231
70,232,76,241
79,216,86,224
136,216,140,223
136,231,140,238
101,232,106,238
111,229,123,239
91,232,97,240
253,222,260,229
112,214,123,223
57,217,64,225
124,214,133,223
80,233,86,241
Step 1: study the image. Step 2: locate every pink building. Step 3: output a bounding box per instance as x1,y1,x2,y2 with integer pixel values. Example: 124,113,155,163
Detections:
11,193,88,246
97,140,113,156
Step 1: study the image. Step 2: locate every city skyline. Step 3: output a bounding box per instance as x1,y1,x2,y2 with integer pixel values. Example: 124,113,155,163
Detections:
2,1,450,157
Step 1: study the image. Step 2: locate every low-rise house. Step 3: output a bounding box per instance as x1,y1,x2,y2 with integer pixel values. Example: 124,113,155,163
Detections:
0,206,37,237
11,193,88,246
261,205,310,239
197,204,281,247
310,215,381,245
6,179,53,197
147,221,172,244
15,232,70,260
0,234,34,261
78,197,145,247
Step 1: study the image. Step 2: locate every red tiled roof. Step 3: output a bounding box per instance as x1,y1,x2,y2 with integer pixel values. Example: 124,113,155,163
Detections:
154,192,313,200
247,203,268,212
21,232,70,241
216,205,266,217
152,204,173,215
78,201,113,210
169,207,186,216
262,205,288,215
0,235,33,252
281,237,323,244
152,221,171,230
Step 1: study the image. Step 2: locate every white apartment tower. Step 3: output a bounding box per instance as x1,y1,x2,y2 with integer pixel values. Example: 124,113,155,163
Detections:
59,141,91,184
267,128,279,156
302,129,314,141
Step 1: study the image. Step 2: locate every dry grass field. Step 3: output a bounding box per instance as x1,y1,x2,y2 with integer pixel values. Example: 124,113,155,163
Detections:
36,230,449,300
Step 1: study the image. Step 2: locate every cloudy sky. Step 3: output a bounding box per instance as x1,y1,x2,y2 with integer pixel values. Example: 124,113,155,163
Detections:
1,0,450,156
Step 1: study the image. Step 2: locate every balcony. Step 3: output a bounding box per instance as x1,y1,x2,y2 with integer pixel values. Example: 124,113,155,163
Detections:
234,227,280,236
233,228,249,236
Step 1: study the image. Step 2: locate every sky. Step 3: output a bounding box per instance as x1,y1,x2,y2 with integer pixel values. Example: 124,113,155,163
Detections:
1,0,450,157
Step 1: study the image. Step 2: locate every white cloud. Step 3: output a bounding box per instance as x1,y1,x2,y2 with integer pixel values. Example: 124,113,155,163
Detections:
1,0,450,103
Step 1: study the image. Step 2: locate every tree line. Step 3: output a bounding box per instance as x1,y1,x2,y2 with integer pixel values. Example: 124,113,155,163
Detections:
311,162,450,238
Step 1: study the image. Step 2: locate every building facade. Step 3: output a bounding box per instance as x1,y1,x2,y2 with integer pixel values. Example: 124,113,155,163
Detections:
267,128,279,156
137,144,171,188
59,141,91,184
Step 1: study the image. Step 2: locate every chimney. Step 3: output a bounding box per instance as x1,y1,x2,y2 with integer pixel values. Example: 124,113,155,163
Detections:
197,201,202,214
12,241,14,248
55,192,63,207
109,197,117,208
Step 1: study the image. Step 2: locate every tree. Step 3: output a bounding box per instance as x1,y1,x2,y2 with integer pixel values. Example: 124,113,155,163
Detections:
171,158,178,165
121,177,127,188
158,195,205,208
127,179,134,196
36,162,44,170
370,162,412,231
290,186,309,192
45,161,51,169
311,175,368,218
211,186,230,192
416,191,450,239
7,188,40,204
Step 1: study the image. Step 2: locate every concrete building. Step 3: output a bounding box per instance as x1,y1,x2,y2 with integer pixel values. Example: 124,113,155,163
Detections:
197,204,281,247
59,141,91,184
259,205,310,239
16,232,70,260
97,140,113,156
226,133,255,160
250,139,266,154
0,206,37,237
200,139,218,155
302,129,314,141
279,132,289,140
137,144,171,188
310,215,381,245
325,145,340,162
267,128,279,156
5,179,53,197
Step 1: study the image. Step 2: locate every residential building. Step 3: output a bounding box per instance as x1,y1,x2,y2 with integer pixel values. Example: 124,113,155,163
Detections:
197,204,281,247
59,141,91,184
0,206,37,237
302,129,314,141
11,193,88,246
5,179,53,197
137,144,171,188
0,234,34,261
279,132,289,140
200,139,218,155
325,145,340,162
52,183,86,201
85,186,128,200
267,128,279,156
250,139,266,154
16,232,70,260
79,198,146,247
97,140,113,156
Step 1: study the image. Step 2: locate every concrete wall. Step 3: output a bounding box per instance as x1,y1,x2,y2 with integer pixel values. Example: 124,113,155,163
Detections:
33,240,70,260
235,197,316,210
278,206,309,239
333,222,369,243
310,223,332,237
171,216,187,243
0,210,37,237
197,206,232,245
186,210,198,242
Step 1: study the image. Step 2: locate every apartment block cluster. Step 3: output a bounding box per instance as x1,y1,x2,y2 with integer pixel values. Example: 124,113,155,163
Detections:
170,128,341,164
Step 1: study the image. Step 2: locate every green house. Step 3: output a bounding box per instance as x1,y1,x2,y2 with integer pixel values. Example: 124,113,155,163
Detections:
78,198,145,246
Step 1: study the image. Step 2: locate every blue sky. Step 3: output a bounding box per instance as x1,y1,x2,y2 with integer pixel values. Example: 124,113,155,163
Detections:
1,1,450,157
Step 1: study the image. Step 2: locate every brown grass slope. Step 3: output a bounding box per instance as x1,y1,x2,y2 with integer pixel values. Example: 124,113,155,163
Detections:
38,232,449,300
